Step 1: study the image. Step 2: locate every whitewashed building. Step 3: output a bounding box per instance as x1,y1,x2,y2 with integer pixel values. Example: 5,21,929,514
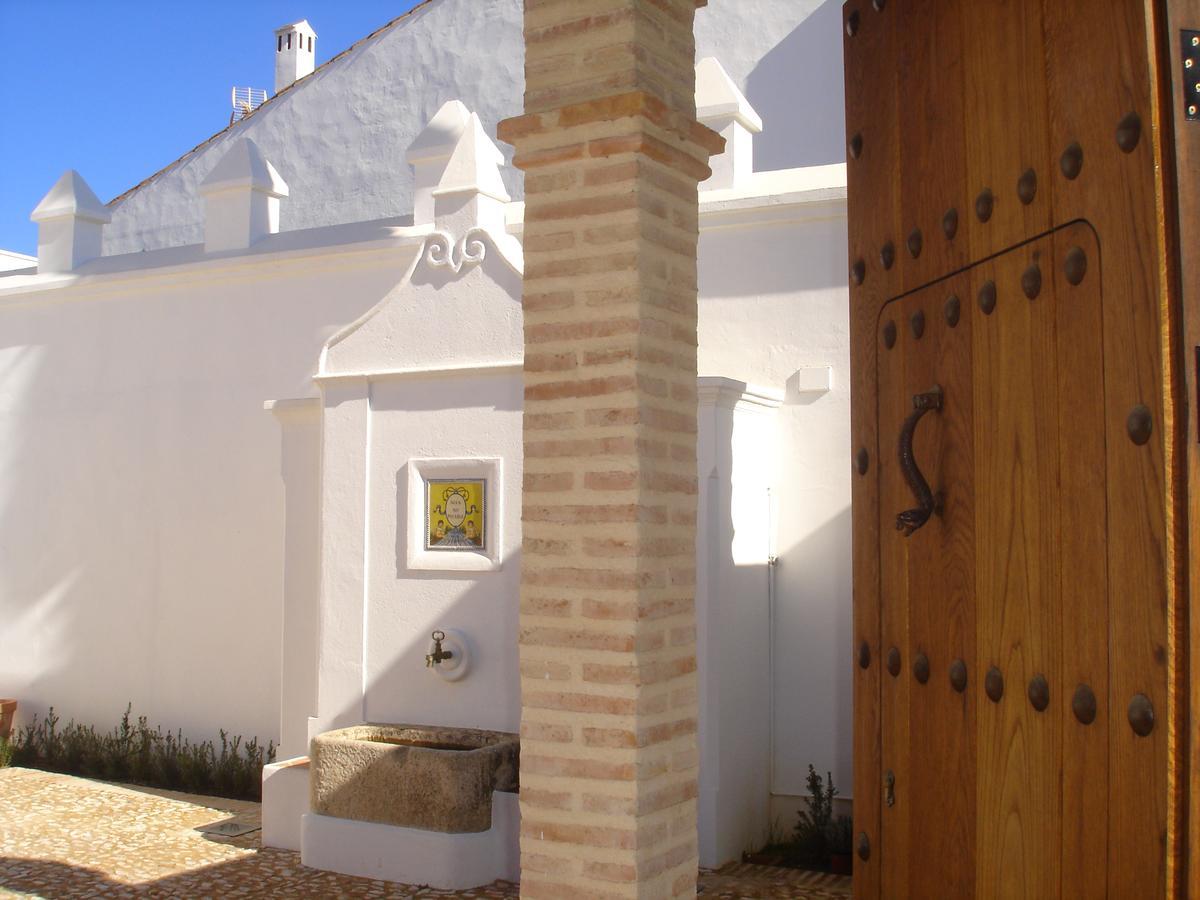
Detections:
0,0,850,879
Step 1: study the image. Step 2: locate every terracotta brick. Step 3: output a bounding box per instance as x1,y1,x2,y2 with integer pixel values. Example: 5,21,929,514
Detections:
524,376,637,402
522,852,578,877
583,470,638,491
525,436,638,459
524,230,579,253
581,595,691,621
582,727,639,749
522,754,637,781
521,658,574,681
522,504,667,525
523,290,576,313
524,567,666,591
522,540,574,559
583,791,637,815
524,471,576,492
522,787,576,811
521,720,575,743
582,860,637,883
525,411,579,431
637,717,697,748
582,656,696,686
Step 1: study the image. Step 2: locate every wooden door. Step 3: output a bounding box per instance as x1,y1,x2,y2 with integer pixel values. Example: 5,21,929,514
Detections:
843,2,1189,897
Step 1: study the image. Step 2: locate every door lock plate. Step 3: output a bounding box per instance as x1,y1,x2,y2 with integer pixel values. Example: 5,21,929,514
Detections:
1184,30,1199,121
885,769,896,807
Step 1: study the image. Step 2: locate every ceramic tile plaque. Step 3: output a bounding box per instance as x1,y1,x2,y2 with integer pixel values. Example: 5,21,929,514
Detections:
406,458,502,572
425,478,486,551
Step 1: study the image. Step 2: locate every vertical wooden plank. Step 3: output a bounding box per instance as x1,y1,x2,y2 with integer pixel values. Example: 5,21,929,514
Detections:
843,1,899,895
973,237,1063,900
876,306,911,900
1040,3,1172,893
1052,223,1110,900
895,0,969,293
897,272,977,899
959,0,1053,265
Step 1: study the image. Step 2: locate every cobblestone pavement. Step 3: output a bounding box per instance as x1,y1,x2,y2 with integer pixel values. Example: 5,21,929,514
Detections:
0,768,851,898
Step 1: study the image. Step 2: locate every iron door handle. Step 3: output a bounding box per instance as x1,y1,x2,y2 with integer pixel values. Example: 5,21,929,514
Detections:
896,386,943,536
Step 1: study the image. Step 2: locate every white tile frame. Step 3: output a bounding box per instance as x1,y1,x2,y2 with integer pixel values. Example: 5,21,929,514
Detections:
406,457,503,572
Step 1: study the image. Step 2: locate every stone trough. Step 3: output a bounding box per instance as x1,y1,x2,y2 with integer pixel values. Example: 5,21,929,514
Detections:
309,724,518,833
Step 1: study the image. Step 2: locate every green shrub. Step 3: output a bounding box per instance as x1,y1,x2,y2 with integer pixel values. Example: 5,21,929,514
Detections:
0,736,12,768
9,704,274,802
794,764,838,865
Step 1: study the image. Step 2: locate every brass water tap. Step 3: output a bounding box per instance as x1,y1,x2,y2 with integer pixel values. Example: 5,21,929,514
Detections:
425,630,454,667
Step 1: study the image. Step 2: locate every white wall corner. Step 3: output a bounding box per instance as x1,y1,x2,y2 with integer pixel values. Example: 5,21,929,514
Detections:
695,57,763,191
29,170,111,274
199,138,289,253
407,100,472,228
431,113,511,236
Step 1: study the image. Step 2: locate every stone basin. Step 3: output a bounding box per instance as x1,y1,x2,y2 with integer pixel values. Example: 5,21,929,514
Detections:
310,724,519,834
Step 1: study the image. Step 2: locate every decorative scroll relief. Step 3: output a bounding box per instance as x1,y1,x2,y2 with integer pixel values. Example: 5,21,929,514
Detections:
424,228,488,274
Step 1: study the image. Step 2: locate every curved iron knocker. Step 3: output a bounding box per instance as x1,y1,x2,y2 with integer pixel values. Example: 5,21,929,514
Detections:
896,385,943,536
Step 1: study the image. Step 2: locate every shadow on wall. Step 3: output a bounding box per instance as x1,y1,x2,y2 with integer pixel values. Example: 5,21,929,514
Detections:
770,505,853,800
747,0,846,172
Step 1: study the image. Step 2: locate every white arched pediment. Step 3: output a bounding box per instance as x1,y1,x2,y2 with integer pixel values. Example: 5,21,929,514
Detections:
318,224,523,378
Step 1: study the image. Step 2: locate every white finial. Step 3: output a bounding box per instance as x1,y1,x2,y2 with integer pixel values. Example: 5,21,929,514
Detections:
407,100,473,227
695,58,763,190
199,138,289,252
30,170,111,274
432,113,510,233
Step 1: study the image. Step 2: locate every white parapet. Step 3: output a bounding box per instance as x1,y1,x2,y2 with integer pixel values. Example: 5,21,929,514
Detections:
262,756,310,852
30,170,111,274
407,100,472,228
696,57,763,191
199,138,290,253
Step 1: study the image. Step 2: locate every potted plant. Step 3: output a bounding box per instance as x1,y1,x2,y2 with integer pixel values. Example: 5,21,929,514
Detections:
0,699,16,742
827,814,854,875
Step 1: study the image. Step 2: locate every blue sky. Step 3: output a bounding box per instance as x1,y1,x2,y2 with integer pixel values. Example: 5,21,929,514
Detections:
0,1,423,255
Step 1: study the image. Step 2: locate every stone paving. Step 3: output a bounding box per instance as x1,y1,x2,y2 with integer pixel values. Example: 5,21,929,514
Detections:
0,768,851,898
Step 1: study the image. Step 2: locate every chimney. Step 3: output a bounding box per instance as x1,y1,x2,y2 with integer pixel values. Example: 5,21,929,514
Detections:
274,20,316,94
695,57,763,190
406,101,472,228
30,170,111,274
199,138,289,252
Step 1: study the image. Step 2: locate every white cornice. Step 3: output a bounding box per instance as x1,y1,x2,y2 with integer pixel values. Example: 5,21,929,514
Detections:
315,360,522,386
0,218,430,304
697,377,784,412
264,397,321,422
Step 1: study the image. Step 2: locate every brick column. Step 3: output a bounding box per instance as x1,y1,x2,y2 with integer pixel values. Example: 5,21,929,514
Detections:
499,2,720,896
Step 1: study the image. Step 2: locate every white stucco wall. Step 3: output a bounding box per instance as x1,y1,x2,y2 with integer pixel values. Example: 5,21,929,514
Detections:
101,0,845,256
697,172,853,820
0,220,421,745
